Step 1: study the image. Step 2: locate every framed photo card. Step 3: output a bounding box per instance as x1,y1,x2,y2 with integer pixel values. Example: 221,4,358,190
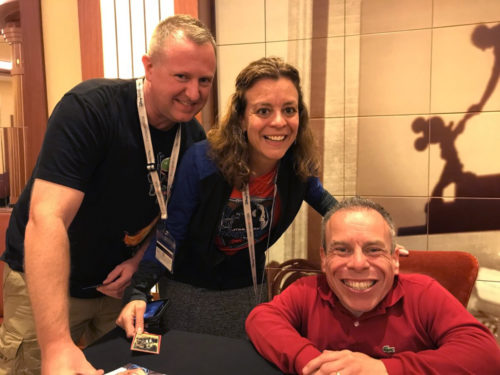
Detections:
130,332,161,354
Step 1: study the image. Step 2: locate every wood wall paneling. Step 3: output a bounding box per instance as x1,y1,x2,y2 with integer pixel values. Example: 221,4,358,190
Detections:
20,0,48,183
307,0,329,263
78,0,104,80
174,0,198,17
198,0,217,130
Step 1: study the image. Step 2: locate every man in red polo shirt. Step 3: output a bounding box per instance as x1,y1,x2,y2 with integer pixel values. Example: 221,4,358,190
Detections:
246,197,500,375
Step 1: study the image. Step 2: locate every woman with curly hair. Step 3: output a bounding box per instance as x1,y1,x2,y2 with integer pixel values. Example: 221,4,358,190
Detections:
117,57,337,339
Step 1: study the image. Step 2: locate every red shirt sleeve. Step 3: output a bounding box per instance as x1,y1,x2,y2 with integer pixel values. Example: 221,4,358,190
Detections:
245,277,322,374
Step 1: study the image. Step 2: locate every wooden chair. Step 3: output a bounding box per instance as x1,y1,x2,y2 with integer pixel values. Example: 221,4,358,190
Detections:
266,250,479,307
266,258,322,301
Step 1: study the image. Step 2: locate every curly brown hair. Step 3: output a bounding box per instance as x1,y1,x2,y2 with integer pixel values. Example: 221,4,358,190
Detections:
207,57,319,189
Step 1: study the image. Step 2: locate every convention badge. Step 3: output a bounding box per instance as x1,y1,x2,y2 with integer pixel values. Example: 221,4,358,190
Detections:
131,332,161,354
155,219,175,273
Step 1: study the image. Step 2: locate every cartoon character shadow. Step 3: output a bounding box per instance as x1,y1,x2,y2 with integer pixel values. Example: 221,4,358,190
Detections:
410,112,500,234
412,113,474,197
468,23,500,114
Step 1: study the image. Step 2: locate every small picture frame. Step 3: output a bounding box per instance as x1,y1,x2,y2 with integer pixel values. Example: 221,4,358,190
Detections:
130,332,161,354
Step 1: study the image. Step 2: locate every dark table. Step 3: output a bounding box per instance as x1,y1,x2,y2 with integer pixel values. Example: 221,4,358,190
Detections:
84,327,283,374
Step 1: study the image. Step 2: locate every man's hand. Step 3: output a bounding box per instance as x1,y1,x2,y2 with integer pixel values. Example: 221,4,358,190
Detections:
396,243,409,257
97,237,150,299
96,260,137,299
42,341,104,375
302,349,388,375
116,300,147,338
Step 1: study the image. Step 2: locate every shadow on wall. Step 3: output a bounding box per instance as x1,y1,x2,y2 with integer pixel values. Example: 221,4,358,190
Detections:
399,23,500,236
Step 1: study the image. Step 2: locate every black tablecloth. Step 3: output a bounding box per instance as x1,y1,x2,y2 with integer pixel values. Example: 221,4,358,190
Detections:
84,327,283,374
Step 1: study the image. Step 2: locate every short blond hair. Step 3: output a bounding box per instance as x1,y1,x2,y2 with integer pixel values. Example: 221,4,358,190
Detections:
148,14,215,60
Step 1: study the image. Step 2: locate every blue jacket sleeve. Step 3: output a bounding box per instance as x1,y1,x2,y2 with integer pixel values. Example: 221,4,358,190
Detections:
304,177,337,215
141,142,205,264
122,258,165,303
124,142,207,303
163,142,205,246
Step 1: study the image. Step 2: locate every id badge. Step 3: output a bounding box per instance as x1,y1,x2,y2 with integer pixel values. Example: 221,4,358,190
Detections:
156,219,176,273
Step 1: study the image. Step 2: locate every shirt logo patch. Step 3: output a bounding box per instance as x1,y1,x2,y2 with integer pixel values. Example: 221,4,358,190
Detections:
383,345,396,354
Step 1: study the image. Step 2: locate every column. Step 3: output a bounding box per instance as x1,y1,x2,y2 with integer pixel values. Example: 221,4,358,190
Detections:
2,22,26,205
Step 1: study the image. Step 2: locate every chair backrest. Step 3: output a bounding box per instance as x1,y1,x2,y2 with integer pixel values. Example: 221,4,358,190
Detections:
266,250,479,307
266,258,322,301
399,250,478,307
0,209,12,324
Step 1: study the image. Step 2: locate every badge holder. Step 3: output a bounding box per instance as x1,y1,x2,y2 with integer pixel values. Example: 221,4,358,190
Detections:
155,219,175,273
136,78,181,275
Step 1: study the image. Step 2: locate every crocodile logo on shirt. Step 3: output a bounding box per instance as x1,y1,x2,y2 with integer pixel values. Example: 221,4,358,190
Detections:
383,345,396,354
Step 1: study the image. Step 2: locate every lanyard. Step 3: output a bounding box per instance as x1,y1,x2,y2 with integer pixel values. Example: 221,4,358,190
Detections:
136,78,181,219
241,168,278,302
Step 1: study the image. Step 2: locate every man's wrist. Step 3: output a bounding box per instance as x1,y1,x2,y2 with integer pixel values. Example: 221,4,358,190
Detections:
296,345,322,375
41,334,77,355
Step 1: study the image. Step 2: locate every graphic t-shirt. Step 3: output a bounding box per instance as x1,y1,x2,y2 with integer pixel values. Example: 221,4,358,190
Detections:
215,168,281,255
